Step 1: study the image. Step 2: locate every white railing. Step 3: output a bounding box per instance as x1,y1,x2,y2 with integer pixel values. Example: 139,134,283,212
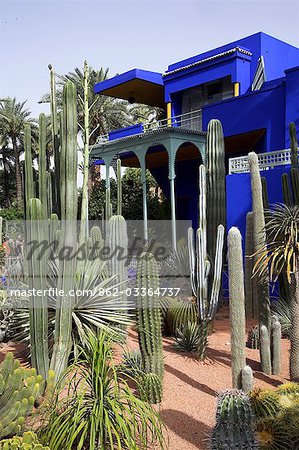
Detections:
229,148,294,174
96,109,203,144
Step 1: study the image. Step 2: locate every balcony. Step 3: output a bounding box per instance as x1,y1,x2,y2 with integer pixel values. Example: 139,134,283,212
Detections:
228,148,295,174
96,109,203,145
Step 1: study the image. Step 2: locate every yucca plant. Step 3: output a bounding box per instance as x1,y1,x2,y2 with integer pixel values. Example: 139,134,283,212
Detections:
40,331,165,450
10,257,133,353
253,204,299,380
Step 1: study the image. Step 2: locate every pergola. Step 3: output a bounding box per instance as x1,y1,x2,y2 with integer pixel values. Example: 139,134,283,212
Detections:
90,127,206,250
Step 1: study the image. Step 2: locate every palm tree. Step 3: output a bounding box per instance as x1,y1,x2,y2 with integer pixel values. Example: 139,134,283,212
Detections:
0,98,36,208
41,66,131,145
0,139,14,207
254,203,299,380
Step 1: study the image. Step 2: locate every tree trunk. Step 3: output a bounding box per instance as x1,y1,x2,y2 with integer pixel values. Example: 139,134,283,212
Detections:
290,267,299,381
12,138,23,209
3,153,11,207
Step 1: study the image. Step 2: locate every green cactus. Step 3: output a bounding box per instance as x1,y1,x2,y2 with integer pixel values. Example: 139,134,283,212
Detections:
0,353,45,440
90,225,104,257
290,167,299,204
245,212,258,320
206,119,226,262
242,365,254,393
188,164,224,360
50,81,78,380
106,215,128,291
0,431,50,449
255,416,294,450
248,152,272,374
211,389,258,449
117,158,122,216
249,388,281,418
28,198,49,379
272,319,282,375
228,227,246,390
246,325,260,349
79,60,90,246
24,124,35,219
165,300,197,336
38,113,47,219
289,122,298,169
276,382,299,396
281,173,293,206
48,64,60,216
136,252,164,403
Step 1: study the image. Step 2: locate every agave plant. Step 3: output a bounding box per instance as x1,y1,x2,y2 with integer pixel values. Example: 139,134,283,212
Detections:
40,331,165,450
272,298,291,337
253,204,299,381
173,321,199,352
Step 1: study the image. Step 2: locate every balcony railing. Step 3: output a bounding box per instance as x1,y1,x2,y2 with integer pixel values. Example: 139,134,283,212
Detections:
228,149,294,174
96,109,203,144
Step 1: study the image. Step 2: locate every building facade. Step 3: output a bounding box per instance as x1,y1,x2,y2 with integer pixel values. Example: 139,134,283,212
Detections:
91,32,299,245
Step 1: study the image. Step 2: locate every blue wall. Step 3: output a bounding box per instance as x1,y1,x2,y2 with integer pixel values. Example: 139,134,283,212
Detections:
202,82,286,152
226,165,289,245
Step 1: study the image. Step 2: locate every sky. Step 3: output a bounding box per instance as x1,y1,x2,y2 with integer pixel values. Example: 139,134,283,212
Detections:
1,0,299,119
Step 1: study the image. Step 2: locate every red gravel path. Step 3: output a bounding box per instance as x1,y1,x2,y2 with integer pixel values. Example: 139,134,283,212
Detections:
126,310,290,450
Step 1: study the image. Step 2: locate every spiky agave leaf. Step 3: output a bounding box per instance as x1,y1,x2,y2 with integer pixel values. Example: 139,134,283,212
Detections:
173,321,199,352
9,257,133,353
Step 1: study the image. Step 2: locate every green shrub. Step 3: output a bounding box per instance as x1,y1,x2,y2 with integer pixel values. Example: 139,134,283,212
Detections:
41,331,165,450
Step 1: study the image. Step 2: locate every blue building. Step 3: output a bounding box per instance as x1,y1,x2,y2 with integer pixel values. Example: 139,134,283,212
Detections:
91,32,299,247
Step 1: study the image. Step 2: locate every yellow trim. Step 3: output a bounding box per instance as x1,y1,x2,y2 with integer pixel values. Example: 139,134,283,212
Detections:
234,82,240,97
167,102,172,126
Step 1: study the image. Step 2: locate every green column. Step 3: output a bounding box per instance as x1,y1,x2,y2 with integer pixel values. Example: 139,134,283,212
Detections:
140,158,148,241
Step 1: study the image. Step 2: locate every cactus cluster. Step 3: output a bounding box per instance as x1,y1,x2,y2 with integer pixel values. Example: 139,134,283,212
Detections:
136,252,164,403
211,389,258,449
0,432,50,449
0,353,45,439
188,165,224,359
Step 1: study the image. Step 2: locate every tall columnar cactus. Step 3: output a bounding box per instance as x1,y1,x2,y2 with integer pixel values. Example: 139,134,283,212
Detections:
211,390,258,449
188,165,224,359
281,173,293,206
38,113,48,219
206,119,226,261
106,215,128,291
245,212,258,319
289,122,298,169
260,325,272,375
24,124,34,219
248,152,272,374
0,353,45,439
228,227,246,390
50,81,78,380
136,252,164,403
272,319,282,375
28,198,49,379
48,64,60,216
79,61,90,246
117,158,122,216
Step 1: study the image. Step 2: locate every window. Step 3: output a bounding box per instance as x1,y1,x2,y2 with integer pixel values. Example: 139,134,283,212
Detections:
207,81,222,102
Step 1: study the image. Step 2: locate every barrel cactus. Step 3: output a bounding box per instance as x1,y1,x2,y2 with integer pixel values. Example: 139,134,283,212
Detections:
211,389,258,449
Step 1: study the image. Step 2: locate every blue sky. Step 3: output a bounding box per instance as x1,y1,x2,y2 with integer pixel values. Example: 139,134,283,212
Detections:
1,0,299,117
